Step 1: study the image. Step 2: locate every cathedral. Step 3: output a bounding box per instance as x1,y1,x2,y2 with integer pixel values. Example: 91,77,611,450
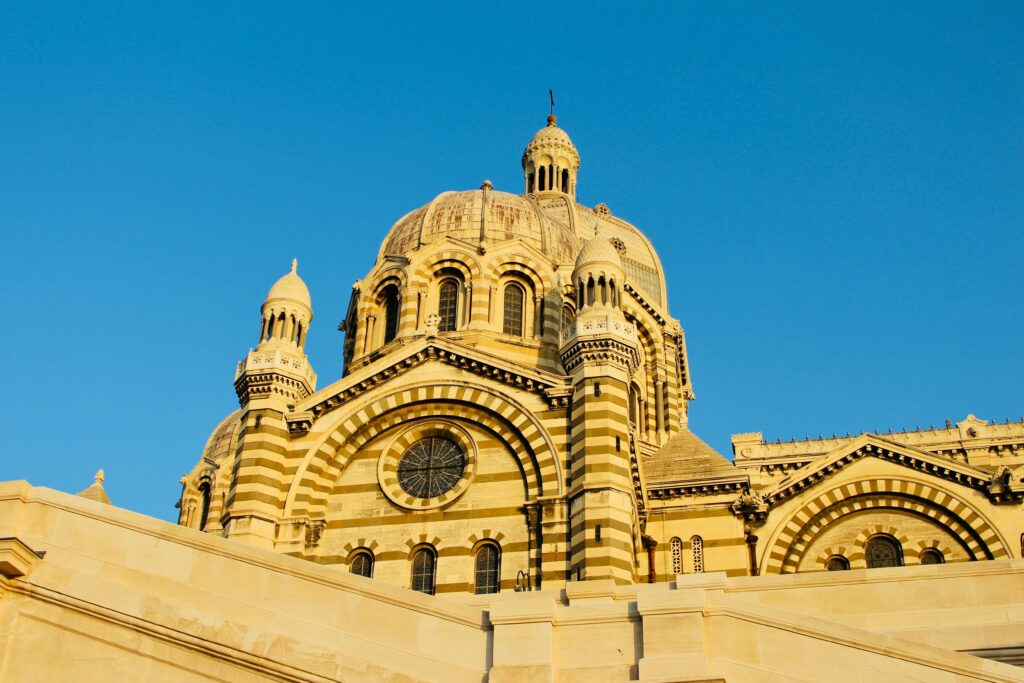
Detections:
178,114,1023,590
2,114,1023,682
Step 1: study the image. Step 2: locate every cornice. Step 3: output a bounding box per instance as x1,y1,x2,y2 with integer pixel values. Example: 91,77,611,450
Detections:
648,475,748,500
761,436,1024,507
623,283,667,326
290,339,572,434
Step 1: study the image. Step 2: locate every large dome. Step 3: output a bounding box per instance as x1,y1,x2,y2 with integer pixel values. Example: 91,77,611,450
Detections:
379,189,579,265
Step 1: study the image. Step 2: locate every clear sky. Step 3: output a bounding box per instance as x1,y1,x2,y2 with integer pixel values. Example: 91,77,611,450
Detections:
1,2,1021,521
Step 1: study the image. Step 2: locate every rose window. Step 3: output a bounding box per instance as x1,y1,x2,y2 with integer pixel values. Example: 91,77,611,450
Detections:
397,437,465,499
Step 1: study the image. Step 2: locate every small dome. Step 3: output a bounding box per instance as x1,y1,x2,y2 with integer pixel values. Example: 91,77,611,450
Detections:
267,259,311,307
522,115,580,170
200,410,241,464
575,232,624,272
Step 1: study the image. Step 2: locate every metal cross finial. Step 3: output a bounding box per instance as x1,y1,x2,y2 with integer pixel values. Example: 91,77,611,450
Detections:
549,89,555,116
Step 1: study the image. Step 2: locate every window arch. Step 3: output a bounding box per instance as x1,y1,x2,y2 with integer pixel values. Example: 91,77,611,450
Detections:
411,546,437,594
919,548,944,565
670,537,682,575
561,303,575,331
825,555,850,571
349,549,374,578
865,535,903,568
691,535,704,573
198,481,211,531
382,285,400,344
474,542,501,594
437,280,459,332
502,283,525,336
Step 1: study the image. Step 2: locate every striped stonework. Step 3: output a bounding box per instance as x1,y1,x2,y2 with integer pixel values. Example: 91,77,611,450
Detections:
223,407,294,547
566,368,638,584
763,478,1010,574
285,380,563,521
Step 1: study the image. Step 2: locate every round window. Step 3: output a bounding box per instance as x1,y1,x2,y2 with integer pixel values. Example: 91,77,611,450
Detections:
397,437,465,499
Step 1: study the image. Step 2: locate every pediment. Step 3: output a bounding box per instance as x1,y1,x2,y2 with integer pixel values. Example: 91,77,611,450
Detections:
285,337,571,434
761,434,1021,506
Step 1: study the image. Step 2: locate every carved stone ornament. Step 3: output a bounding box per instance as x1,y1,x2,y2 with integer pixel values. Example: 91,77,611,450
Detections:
424,313,440,337
731,490,769,526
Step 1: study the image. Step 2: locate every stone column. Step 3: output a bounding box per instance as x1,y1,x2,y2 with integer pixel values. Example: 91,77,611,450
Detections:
534,295,544,339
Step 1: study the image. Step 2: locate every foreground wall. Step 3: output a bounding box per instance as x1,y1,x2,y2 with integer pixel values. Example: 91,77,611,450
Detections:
1,481,1022,682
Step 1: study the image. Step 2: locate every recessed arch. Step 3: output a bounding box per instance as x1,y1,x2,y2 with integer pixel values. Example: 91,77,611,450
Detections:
761,478,1010,574
284,381,563,519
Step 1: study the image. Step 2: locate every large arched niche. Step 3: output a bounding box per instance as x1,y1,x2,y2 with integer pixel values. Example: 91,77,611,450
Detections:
284,380,562,520
314,415,532,571
796,507,971,572
761,478,1009,574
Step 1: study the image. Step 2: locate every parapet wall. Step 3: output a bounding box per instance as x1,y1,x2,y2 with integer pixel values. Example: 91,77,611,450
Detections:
0,481,1021,682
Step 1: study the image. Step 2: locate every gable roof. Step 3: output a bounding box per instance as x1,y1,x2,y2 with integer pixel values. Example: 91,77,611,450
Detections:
288,336,572,433
762,433,1019,506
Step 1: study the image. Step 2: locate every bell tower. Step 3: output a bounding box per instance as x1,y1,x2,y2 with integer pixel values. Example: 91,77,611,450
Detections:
560,233,641,583
522,114,581,200
224,260,317,547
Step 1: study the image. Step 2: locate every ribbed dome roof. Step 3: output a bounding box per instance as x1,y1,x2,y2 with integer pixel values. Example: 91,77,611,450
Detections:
575,232,624,271
266,259,311,307
380,189,579,264
521,115,580,169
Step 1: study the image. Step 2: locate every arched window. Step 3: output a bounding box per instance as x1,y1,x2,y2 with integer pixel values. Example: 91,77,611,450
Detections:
919,548,944,565
437,280,459,332
502,284,525,336
538,166,546,192
411,546,437,595
561,304,575,331
865,535,903,568
474,543,501,594
670,537,682,575
561,169,569,193
826,555,850,571
198,482,211,531
382,285,400,344
349,550,374,578
691,535,704,573
628,385,639,425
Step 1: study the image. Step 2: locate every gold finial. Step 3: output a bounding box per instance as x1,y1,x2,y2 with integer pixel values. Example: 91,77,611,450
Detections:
548,89,556,126
290,258,298,274
94,469,105,485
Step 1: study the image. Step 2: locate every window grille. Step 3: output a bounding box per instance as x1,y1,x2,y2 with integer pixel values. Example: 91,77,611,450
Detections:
438,281,459,332
919,548,944,565
826,555,850,571
350,551,374,578
411,547,436,595
691,535,704,573
397,437,465,499
474,543,501,594
865,536,903,568
670,537,682,575
502,284,524,336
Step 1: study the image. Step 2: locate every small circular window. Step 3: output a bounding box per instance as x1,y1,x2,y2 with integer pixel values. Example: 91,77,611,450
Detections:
397,437,465,499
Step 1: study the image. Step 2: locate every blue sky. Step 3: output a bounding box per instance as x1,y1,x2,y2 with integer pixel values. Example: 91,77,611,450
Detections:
1,2,1021,521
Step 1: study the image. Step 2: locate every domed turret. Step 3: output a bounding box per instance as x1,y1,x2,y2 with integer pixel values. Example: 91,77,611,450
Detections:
573,231,624,310
522,115,581,200
266,258,311,308
258,259,313,349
